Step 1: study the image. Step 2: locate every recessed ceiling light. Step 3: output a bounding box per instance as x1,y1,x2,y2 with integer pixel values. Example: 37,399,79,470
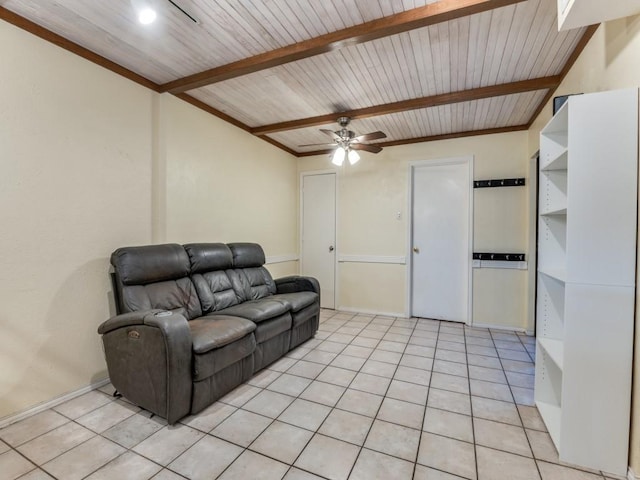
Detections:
138,7,157,25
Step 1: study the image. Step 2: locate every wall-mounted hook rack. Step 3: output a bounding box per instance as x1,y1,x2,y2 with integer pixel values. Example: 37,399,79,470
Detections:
472,252,527,270
473,252,525,261
474,178,525,188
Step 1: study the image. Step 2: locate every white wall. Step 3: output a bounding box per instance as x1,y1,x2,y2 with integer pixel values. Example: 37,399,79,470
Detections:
0,19,299,420
299,131,531,330
156,94,299,273
0,20,154,418
526,15,640,474
6,7,639,446
528,16,640,153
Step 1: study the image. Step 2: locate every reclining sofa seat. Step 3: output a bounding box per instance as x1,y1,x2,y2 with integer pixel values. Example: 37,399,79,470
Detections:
100,243,257,422
225,243,321,350
98,242,320,424
187,243,320,367
186,243,293,371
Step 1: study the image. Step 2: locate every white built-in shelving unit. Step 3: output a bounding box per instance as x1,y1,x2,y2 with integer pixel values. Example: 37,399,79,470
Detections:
557,0,640,31
535,89,638,476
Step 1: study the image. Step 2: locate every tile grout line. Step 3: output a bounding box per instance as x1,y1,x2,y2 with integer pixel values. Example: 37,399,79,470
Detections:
205,310,347,480
463,323,481,480
2,309,603,480
410,317,441,480
271,310,368,480
102,312,344,478
5,314,514,480
349,358,533,392
3,315,517,480
334,314,400,480
5,389,141,480
230,311,363,478
273,332,540,430
213,310,382,480
306,312,417,476
74,395,185,480
488,328,543,480
325,313,437,473
9,312,338,480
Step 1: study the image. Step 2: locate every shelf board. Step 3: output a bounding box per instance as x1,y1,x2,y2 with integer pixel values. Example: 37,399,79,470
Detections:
542,101,569,135
538,338,564,370
541,207,567,216
542,149,568,171
539,268,567,283
536,400,562,448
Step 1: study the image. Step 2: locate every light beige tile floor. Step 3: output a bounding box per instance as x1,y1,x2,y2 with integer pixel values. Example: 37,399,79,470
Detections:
0,309,625,480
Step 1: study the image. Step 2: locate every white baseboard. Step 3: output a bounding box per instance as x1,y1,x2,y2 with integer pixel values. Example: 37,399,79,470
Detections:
0,377,110,429
336,306,408,318
628,466,638,480
471,321,533,336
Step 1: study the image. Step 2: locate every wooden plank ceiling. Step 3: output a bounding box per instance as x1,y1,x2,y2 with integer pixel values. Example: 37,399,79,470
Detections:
1,0,596,156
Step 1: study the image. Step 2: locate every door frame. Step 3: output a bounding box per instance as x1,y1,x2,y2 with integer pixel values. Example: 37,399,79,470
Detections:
299,169,338,310
405,156,474,324
529,151,539,336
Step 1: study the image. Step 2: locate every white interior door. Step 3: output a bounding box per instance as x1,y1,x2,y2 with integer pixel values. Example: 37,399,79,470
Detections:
301,173,336,309
411,158,472,322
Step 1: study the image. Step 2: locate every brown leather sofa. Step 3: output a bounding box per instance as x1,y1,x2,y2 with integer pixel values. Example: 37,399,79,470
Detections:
97,242,320,423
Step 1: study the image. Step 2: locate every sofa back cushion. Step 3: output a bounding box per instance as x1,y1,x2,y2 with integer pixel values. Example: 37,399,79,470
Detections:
111,244,202,320
184,243,233,273
185,243,240,313
228,243,276,301
228,243,266,268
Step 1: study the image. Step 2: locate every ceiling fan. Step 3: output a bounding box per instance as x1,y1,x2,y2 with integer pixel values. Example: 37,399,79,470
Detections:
299,116,387,166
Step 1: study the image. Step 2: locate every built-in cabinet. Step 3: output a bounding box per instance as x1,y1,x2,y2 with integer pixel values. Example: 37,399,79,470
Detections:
557,0,640,31
535,88,638,476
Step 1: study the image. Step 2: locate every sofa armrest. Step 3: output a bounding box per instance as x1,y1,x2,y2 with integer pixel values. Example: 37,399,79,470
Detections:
98,309,163,334
275,275,320,296
98,310,192,424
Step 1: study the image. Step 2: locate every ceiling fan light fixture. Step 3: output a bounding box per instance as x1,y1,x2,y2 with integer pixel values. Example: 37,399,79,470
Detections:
138,7,157,24
348,149,360,165
332,147,346,166
298,117,385,161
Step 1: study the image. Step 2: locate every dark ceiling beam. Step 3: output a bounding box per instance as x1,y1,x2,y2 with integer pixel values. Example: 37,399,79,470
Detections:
174,93,299,156
377,124,529,147
175,93,255,133
0,4,599,157
296,125,530,157
160,0,526,94
0,7,162,92
253,76,561,135
526,24,600,128
0,8,297,155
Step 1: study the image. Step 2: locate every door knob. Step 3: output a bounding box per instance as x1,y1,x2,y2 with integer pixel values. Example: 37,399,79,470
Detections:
413,247,420,253
329,246,334,252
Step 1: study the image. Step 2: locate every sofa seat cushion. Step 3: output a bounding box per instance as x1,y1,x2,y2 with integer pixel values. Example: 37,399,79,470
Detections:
210,299,288,323
189,316,256,354
193,332,256,381
254,313,292,344
271,292,318,313
290,302,320,328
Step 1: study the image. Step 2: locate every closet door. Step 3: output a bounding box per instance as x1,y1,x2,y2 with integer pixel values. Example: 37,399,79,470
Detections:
301,172,336,309
410,157,473,322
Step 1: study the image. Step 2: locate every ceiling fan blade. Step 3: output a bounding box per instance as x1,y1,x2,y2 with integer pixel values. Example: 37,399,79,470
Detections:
351,143,383,154
298,142,338,148
354,131,387,142
320,129,341,140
